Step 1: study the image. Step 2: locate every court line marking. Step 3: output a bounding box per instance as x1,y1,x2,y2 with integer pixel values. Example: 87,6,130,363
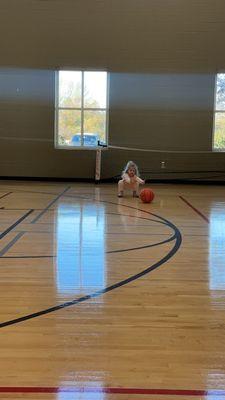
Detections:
179,196,209,223
106,212,174,253
108,234,176,253
0,386,224,396
12,230,171,236
2,210,173,257
0,236,174,258
0,225,173,258
0,203,181,328
0,189,211,230
0,208,56,211
0,232,25,256
0,209,34,240
0,192,12,200
0,189,212,397
0,255,55,259
107,232,171,235
31,186,71,223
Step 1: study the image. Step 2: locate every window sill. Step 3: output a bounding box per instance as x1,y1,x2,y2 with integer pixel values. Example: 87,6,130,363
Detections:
212,148,225,152
55,145,108,151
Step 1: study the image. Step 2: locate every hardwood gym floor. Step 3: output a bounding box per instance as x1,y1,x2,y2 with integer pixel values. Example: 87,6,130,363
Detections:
0,181,225,399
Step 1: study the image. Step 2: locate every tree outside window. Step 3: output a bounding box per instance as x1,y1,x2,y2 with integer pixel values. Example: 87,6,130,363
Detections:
55,70,108,148
214,74,225,150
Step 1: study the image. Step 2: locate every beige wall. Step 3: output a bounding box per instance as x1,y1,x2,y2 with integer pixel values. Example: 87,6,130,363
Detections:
0,0,224,180
103,72,222,181
0,69,95,178
1,0,225,72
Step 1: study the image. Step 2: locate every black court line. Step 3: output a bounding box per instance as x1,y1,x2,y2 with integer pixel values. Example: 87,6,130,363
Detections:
0,232,25,256
99,223,158,227
107,232,208,237
0,204,182,328
107,232,172,235
0,238,174,258
0,209,34,240
3,210,174,257
0,192,12,200
2,189,64,197
0,212,174,257
0,232,203,259
0,256,55,259
31,186,71,223
107,234,176,253
106,212,166,225
0,236,175,258
12,230,56,234
27,222,55,225
0,208,56,211
185,234,208,236
106,211,174,253
10,210,174,256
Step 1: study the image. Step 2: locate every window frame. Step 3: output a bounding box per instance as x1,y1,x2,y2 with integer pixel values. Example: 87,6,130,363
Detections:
54,69,109,150
213,73,225,152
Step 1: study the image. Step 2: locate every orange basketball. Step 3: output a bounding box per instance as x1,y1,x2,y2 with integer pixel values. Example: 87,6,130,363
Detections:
140,188,154,203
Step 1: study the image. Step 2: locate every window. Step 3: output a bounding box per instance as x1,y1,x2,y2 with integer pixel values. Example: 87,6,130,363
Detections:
214,74,225,150
55,70,108,148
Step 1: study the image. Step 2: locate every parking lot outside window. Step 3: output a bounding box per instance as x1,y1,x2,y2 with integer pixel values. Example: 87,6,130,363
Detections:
55,70,108,148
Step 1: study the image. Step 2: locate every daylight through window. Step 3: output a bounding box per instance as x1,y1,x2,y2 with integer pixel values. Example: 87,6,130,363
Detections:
55,70,108,148
214,74,225,150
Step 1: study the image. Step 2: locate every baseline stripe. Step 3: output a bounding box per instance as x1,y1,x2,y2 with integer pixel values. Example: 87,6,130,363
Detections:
179,196,209,223
0,387,225,396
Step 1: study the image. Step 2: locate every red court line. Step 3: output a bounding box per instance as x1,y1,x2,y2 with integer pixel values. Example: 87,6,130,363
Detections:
0,387,225,396
179,196,209,223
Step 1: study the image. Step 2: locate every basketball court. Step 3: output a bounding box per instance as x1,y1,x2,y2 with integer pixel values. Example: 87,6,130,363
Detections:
1,1,225,398
0,180,225,399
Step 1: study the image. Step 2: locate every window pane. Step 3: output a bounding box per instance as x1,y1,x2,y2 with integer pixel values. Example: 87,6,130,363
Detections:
58,110,81,146
84,72,107,108
84,110,106,145
216,74,225,110
214,112,225,149
58,71,81,108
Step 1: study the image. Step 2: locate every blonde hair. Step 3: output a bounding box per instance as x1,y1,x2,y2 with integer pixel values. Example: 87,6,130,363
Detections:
122,161,140,177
